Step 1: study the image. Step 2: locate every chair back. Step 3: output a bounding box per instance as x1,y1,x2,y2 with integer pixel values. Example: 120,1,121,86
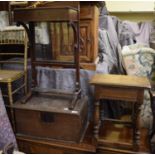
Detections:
0,26,28,73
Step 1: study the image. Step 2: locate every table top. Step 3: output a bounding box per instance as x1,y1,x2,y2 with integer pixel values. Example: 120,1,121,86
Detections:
14,7,78,22
90,74,151,89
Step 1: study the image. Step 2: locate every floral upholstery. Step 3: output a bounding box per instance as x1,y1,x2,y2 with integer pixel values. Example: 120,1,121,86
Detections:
122,44,155,77
121,44,155,129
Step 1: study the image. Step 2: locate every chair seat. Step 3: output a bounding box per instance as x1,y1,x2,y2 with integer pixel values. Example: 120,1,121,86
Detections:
0,70,24,83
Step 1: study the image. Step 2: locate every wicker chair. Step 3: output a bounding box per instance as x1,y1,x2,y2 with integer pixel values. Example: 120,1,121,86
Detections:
0,26,28,106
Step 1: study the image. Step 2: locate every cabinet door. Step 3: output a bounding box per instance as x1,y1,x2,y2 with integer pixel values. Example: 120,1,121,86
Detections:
80,20,92,62
51,22,74,62
50,21,92,62
50,5,99,63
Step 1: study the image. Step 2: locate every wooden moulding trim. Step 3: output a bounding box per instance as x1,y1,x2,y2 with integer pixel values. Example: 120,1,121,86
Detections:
16,135,96,152
97,146,136,154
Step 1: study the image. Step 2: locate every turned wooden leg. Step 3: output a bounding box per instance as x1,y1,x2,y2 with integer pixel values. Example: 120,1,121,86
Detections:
133,102,140,151
8,82,13,106
94,101,101,140
133,91,144,152
24,72,28,95
8,82,16,132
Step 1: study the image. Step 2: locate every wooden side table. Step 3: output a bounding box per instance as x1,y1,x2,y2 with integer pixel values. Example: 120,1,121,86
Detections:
90,74,151,153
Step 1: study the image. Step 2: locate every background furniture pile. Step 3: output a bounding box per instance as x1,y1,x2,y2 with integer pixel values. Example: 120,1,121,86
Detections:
0,1,154,154
5,1,96,154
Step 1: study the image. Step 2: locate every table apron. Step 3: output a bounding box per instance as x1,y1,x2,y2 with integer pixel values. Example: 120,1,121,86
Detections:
95,86,143,102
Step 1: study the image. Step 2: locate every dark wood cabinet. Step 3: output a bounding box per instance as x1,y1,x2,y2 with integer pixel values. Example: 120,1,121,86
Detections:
50,3,99,70
12,2,99,70
80,4,99,64
0,1,9,11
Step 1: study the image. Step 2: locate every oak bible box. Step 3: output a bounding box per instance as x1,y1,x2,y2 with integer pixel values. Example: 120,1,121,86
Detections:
11,90,89,143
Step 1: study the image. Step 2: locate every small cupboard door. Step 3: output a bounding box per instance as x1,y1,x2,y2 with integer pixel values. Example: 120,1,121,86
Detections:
50,22,74,62
50,5,99,63
80,20,92,62
50,21,92,62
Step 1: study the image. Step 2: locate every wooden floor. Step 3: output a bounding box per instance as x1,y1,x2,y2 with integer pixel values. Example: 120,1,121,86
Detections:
16,120,150,154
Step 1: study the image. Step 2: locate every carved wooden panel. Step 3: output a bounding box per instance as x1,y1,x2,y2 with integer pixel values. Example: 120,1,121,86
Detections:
50,22,74,61
50,21,94,62
50,5,99,64
80,20,91,62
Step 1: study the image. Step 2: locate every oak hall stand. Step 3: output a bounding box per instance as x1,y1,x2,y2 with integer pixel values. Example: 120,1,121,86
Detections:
12,1,99,71
90,74,151,153
9,2,97,154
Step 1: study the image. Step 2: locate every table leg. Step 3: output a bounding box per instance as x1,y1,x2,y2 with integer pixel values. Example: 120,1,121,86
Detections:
133,102,140,151
8,82,16,132
133,91,144,152
8,82,13,106
94,101,101,139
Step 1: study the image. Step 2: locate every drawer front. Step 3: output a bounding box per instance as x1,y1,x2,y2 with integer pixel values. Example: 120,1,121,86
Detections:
95,86,139,102
80,6,94,20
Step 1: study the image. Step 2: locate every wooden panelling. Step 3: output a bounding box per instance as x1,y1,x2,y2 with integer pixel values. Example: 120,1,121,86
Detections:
14,8,78,22
95,86,139,102
0,2,8,11
16,123,96,154
12,95,88,143
50,4,99,67
80,5,94,19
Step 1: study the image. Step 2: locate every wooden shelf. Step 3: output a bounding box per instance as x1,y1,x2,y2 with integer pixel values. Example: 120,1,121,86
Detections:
99,120,133,147
98,120,150,153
